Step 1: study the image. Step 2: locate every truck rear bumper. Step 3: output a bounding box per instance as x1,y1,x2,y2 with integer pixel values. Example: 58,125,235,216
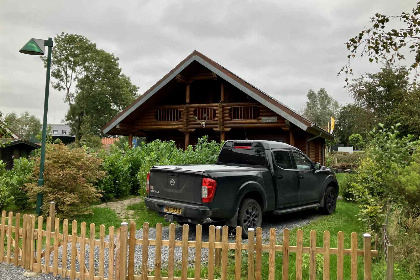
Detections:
144,197,212,221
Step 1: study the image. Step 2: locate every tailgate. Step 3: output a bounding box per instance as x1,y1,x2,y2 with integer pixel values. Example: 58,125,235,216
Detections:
149,167,203,204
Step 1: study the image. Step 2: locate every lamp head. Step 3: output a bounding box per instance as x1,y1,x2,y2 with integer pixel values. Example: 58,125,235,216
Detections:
19,38,45,55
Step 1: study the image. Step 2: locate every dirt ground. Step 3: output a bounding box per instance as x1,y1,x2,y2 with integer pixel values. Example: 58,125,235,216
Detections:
95,196,142,222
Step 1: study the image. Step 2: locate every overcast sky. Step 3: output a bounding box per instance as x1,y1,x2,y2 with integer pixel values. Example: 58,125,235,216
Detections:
0,0,416,124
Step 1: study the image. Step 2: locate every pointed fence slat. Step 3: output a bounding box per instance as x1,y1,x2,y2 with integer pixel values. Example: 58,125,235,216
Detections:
128,222,136,280
45,217,51,273
154,223,162,280
215,226,221,268
255,227,262,280
108,226,115,280
36,216,43,274
268,228,276,280
21,214,27,268
53,218,59,276
282,228,289,280
364,233,372,280
14,213,20,266
119,223,128,280
115,227,121,280
310,230,317,280
80,222,87,280
296,229,303,280
195,224,202,280
323,231,330,280
167,223,175,280
141,223,149,280
235,226,242,280
62,219,68,278
30,215,35,271
181,224,189,280
6,211,13,264
351,232,358,280
99,224,105,279
70,220,77,280
89,223,96,280
337,231,344,280
208,225,215,280
0,211,6,263
248,228,255,280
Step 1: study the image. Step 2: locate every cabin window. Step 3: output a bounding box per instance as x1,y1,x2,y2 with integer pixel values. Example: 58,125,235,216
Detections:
193,107,216,121
155,108,182,121
229,106,259,120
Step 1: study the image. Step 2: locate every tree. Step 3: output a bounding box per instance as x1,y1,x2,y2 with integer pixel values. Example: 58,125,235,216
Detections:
4,112,42,142
348,65,420,137
335,104,376,145
341,2,420,83
303,88,340,128
348,133,364,150
43,33,139,141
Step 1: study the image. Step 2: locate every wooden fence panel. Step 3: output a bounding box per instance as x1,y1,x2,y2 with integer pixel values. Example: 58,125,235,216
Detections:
0,212,386,280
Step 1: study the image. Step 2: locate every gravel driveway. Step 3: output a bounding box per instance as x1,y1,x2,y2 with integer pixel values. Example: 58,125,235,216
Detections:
0,209,320,280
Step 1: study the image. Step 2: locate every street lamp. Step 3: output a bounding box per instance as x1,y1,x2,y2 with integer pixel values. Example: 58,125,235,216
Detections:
19,37,53,215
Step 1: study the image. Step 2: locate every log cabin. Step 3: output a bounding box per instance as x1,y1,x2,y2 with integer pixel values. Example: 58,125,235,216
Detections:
102,51,332,164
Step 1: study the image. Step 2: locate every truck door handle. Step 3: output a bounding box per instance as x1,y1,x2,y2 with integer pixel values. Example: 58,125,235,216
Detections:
277,175,283,180
299,175,304,179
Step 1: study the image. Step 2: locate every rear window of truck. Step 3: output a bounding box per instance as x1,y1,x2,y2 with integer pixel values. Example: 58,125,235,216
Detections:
217,143,268,166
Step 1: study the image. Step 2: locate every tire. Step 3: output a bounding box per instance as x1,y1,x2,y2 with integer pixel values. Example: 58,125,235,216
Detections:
238,199,262,239
320,186,337,215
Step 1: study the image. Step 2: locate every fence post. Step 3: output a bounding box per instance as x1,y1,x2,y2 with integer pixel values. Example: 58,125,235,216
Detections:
363,233,372,280
215,226,222,267
119,222,128,280
49,202,55,230
386,245,394,280
382,224,387,259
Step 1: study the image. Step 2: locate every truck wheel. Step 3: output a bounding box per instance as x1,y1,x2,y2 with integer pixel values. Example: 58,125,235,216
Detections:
238,199,262,239
320,186,337,215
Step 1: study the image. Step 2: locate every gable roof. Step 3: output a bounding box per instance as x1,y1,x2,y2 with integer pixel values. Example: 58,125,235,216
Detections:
0,121,19,139
103,50,333,140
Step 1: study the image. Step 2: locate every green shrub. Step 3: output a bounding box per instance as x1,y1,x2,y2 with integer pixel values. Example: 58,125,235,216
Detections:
0,158,34,210
26,143,104,218
0,161,13,210
98,136,223,200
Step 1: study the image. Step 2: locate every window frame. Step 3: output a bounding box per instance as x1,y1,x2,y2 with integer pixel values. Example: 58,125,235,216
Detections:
271,149,294,170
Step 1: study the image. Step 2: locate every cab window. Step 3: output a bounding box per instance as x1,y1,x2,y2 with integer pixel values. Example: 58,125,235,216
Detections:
292,152,312,170
273,150,293,169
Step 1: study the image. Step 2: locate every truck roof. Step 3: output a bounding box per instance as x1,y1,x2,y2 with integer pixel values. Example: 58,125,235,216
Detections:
224,140,297,150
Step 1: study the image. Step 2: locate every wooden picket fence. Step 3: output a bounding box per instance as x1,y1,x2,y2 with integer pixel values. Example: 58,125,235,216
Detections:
0,210,393,280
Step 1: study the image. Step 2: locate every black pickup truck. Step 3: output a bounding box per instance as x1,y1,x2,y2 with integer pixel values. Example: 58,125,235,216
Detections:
145,140,338,237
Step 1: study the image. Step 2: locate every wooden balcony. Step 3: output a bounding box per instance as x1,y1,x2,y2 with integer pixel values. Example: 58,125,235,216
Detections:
132,102,288,132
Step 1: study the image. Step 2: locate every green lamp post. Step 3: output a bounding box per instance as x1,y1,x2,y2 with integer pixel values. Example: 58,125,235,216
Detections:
19,37,53,215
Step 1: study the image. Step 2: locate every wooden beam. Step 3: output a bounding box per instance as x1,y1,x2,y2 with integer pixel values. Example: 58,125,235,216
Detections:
128,134,133,148
220,132,225,142
186,85,190,104
176,74,190,84
220,83,225,102
289,130,295,146
184,132,190,150
190,72,217,81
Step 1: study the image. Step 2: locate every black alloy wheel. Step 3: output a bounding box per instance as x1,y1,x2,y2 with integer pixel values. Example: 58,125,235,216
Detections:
320,186,337,214
238,198,262,239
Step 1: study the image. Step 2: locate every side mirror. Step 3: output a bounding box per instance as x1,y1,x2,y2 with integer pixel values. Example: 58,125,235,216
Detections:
314,162,321,170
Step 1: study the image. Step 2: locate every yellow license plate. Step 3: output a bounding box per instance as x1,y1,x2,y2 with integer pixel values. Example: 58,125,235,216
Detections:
164,206,182,215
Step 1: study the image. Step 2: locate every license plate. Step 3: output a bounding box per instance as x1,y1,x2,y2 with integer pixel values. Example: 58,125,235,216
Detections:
163,206,182,215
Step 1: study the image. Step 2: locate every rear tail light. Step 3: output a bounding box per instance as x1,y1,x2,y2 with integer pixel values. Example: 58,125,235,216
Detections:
234,146,251,149
202,177,217,203
146,172,150,194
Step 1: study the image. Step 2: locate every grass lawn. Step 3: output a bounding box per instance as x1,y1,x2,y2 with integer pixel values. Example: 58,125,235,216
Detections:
127,201,169,229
